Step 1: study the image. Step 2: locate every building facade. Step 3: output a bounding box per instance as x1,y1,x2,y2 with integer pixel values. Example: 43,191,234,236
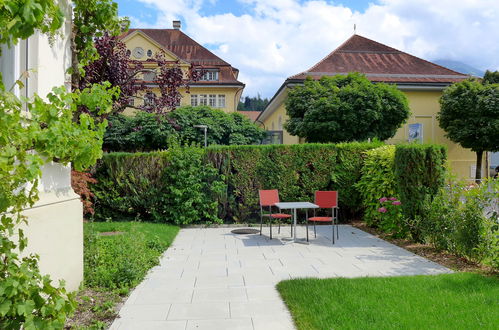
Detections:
258,34,481,179
121,21,244,113
0,0,83,291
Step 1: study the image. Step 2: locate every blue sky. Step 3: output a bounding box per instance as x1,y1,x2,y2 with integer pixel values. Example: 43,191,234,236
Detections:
115,0,499,98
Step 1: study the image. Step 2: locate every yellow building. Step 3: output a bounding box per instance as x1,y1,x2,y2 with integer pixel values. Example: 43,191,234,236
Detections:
257,34,480,179
121,21,244,113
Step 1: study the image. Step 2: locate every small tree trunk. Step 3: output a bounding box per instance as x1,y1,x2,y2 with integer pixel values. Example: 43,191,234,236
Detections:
475,150,483,184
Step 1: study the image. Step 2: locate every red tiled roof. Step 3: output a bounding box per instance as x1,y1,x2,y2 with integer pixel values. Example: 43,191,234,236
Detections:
289,35,469,84
122,29,243,85
237,111,261,122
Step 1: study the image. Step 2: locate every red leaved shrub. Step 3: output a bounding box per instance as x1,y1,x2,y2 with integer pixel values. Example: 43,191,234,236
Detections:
71,170,97,217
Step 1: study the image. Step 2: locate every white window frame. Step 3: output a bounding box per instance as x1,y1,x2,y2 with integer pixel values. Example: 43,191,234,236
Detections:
217,94,225,108
200,70,219,81
199,94,208,106
191,94,198,106
209,94,217,107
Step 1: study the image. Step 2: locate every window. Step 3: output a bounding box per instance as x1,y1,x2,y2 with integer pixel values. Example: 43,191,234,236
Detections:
262,131,283,145
217,94,225,108
143,71,156,81
147,49,153,57
200,70,219,81
144,92,155,107
209,94,217,107
191,94,198,106
199,94,208,106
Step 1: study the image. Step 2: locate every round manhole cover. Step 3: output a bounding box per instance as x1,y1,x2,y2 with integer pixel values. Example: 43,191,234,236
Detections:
231,228,260,235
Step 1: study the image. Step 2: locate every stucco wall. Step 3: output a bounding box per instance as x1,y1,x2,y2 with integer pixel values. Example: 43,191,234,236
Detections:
4,0,83,292
20,163,83,292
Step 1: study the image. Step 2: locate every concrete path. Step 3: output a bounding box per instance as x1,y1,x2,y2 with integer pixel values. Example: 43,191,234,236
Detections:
111,225,451,330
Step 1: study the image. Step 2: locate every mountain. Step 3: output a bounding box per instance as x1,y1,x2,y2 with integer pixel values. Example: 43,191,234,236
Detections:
433,59,485,77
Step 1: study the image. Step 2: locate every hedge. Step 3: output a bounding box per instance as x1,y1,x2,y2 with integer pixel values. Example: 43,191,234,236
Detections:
90,142,446,227
91,142,384,223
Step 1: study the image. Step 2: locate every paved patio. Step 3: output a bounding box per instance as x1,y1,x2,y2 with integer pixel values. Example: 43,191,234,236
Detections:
111,225,451,330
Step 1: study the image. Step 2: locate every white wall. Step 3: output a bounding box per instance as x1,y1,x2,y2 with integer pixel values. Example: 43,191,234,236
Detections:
1,0,83,292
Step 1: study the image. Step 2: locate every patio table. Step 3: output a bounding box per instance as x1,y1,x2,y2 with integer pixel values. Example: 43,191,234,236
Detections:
275,202,319,244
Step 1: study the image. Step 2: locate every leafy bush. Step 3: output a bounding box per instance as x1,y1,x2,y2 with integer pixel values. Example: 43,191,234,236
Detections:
71,170,97,217
103,106,266,152
84,222,178,291
355,146,399,228
394,144,447,240
155,142,225,225
376,197,405,237
419,179,498,268
92,143,225,224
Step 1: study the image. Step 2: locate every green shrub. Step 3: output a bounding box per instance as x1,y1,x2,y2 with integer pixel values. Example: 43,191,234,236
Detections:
394,144,447,240
355,145,405,234
419,179,498,268
155,142,225,225
103,106,266,152
92,151,168,221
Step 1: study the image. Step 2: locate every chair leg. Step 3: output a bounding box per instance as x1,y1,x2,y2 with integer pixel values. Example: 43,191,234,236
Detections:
332,220,335,245
314,221,317,238
290,219,293,237
278,221,281,234
270,220,272,240
336,214,339,240
306,221,309,242
260,215,263,235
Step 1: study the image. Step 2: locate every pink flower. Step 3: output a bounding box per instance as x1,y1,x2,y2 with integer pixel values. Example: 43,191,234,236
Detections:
379,197,388,203
392,201,402,205
378,207,387,213
389,197,397,201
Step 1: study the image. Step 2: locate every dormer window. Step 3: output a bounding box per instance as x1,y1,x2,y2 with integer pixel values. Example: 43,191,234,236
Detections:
200,70,219,81
147,49,153,57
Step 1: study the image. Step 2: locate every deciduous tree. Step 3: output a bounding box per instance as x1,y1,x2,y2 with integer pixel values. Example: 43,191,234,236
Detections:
438,79,499,182
285,73,410,143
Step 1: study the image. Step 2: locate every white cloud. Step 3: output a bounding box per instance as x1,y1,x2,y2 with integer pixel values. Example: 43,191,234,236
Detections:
131,0,499,97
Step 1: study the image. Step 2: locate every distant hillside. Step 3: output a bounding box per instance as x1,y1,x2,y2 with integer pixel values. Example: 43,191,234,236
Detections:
433,59,485,77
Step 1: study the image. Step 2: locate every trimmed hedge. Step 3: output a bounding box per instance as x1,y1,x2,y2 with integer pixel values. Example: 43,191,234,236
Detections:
91,142,383,223
394,144,447,240
90,142,447,228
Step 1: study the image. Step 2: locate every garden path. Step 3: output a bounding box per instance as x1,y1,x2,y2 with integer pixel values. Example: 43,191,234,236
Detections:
111,225,451,330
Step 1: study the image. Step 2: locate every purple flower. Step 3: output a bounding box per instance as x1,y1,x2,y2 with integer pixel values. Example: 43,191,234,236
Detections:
392,201,402,206
389,197,397,201
379,197,388,203
378,207,387,213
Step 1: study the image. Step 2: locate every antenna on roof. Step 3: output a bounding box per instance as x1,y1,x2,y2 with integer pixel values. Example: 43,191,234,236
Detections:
353,23,357,34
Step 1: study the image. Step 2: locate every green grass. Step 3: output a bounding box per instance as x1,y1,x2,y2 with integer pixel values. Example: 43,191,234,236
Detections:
83,221,179,293
277,273,499,330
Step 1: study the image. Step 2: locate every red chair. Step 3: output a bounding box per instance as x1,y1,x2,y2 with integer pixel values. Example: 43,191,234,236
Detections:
259,190,292,239
307,191,339,244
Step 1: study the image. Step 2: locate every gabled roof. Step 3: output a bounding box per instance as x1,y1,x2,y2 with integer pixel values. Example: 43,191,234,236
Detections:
258,35,470,123
124,29,229,66
121,28,243,86
289,34,469,84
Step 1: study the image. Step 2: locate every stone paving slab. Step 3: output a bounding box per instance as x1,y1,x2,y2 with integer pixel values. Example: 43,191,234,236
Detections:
111,225,451,330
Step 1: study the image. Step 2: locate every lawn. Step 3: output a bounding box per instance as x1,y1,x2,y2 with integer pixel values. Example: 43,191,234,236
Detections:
277,273,499,330
66,221,179,328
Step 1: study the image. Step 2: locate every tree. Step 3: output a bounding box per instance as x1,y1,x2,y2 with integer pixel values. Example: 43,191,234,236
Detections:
438,79,499,182
483,70,499,84
285,73,410,143
80,34,202,117
238,94,269,111
70,0,127,89
103,106,267,151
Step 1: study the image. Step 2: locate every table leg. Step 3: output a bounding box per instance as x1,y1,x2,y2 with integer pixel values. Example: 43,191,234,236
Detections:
293,208,297,242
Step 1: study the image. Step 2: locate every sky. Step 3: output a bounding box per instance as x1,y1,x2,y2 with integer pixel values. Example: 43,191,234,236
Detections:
115,0,499,98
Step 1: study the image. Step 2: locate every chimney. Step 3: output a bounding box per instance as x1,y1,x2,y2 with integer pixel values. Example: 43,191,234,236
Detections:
173,20,181,30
